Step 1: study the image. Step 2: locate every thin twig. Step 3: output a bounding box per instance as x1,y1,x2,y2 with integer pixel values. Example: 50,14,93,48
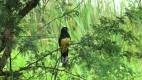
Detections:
45,0,83,26
18,48,59,71
43,0,50,9
18,65,85,80
0,35,57,38
52,57,60,80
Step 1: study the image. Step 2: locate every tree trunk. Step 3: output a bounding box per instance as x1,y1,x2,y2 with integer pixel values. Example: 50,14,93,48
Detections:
0,0,41,76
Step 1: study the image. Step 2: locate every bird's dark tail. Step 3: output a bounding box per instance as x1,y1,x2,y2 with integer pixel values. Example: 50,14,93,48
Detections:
61,50,68,66
61,56,68,66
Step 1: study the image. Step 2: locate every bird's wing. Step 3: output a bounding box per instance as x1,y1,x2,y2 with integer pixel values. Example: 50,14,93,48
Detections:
58,37,61,47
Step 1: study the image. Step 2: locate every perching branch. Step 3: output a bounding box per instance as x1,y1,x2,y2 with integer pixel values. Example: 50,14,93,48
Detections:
0,42,81,78
18,48,59,72
17,42,80,72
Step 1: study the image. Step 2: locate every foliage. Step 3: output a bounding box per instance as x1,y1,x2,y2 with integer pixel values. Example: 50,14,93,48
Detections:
74,16,136,79
0,0,142,80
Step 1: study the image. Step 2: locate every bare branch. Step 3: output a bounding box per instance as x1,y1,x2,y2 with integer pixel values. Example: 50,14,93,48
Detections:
18,0,40,18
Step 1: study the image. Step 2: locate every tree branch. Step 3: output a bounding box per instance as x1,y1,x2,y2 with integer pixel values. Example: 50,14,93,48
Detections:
19,48,59,71
18,42,79,72
18,0,40,18
0,42,80,79
45,0,83,26
0,0,41,71
17,65,85,80
0,28,13,70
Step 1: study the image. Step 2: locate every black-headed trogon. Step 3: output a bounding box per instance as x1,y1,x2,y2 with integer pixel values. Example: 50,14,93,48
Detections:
58,27,71,66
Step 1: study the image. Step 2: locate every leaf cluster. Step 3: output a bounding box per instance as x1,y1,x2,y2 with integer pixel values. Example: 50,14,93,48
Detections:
73,16,138,79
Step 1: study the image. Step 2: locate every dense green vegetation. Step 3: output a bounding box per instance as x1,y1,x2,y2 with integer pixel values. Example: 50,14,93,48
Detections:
0,0,142,80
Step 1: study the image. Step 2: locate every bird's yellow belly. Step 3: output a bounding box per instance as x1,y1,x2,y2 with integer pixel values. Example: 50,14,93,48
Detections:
60,38,70,53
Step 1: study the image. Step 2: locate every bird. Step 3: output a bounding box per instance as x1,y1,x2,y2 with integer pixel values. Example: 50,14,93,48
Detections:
58,27,71,66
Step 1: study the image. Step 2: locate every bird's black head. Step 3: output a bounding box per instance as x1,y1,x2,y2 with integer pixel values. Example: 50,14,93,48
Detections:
60,27,70,38
61,27,68,33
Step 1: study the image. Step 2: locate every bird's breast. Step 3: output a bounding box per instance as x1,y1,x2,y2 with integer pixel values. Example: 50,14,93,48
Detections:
60,38,71,53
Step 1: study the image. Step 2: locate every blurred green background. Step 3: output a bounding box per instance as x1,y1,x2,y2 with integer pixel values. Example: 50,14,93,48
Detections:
0,0,142,80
